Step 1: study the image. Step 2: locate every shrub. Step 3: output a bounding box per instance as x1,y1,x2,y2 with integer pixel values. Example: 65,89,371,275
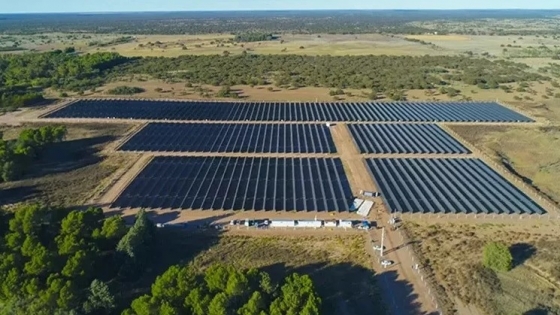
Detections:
482,242,513,272
106,86,145,95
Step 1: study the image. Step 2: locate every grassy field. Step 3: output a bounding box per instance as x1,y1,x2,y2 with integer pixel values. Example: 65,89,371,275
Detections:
405,221,560,315
0,123,134,208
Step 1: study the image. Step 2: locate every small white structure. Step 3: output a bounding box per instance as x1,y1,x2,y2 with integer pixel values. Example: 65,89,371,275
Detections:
357,200,374,217
338,220,353,229
324,219,338,227
297,220,323,228
350,198,365,211
269,220,296,228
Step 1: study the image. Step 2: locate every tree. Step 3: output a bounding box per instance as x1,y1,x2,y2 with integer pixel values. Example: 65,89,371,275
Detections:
482,242,513,272
116,209,156,278
95,215,127,247
237,291,265,315
269,274,321,315
208,292,229,315
82,279,115,314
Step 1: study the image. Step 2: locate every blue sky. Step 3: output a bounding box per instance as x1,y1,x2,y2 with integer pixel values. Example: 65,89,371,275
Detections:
2,0,559,13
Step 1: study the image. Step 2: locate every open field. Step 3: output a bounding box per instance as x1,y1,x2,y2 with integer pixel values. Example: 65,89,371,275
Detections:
404,220,560,315
0,123,136,208
449,125,560,206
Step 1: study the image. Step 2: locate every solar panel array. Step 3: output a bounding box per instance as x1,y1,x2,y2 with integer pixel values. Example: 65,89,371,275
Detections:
349,124,470,154
46,99,532,122
120,123,336,153
112,157,353,211
366,158,545,215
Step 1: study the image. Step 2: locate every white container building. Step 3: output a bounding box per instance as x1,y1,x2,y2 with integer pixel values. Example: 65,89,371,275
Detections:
357,200,374,217
269,220,296,228
350,198,365,211
296,220,323,228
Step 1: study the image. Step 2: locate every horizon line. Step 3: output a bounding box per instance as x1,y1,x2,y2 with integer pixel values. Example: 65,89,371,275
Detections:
2,8,559,14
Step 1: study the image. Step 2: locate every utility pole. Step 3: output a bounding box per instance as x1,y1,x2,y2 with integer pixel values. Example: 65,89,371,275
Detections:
380,226,385,257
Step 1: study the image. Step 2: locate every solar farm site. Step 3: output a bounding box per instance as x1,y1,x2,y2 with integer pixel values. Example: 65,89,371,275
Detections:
43,98,550,216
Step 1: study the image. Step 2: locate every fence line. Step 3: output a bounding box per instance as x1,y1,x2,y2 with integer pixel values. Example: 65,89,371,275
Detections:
396,225,444,315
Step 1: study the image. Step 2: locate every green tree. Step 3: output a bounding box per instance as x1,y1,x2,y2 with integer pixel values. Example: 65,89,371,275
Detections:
116,209,156,278
482,242,513,272
269,273,321,315
94,215,127,248
237,291,266,315
208,292,229,315
82,279,115,314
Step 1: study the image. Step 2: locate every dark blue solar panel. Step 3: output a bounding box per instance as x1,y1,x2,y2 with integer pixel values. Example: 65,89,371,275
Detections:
46,99,533,122
349,124,470,154
120,123,336,153
111,157,353,212
366,158,545,215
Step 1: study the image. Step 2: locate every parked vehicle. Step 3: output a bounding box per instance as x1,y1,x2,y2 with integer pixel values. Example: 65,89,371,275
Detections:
381,260,394,268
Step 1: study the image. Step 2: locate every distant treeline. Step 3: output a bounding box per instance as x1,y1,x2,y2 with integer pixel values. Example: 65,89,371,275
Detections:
0,49,129,111
234,32,277,42
0,46,26,52
88,36,135,47
2,10,559,35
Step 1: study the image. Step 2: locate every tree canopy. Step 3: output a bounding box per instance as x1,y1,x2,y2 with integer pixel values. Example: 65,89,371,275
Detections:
0,205,154,315
123,264,321,315
482,242,513,272
0,125,67,182
0,50,129,111
116,54,546,92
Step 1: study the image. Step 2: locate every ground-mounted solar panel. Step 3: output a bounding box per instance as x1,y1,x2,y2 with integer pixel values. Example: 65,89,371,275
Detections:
119,123,336,153
46,99,533,122
365,158,544,215
112,157,353,211
348,124,470,154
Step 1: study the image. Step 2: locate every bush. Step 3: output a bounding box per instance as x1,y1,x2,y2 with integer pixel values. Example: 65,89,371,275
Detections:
482,242,513,272
329,88,345,96
106,86,145,95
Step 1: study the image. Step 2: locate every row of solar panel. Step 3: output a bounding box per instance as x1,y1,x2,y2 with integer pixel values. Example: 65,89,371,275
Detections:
47,99,532,122
120,122,468,154
348,124,469,154
366,158,545,215
120,123,336,153
112,157,353,211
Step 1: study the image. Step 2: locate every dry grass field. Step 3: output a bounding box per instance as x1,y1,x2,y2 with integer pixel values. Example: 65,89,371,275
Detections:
0,123,135,208
404,221,560,315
